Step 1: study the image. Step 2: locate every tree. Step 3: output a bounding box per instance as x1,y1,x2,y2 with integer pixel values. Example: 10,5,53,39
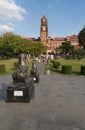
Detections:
59,41,74,55
29,42,47,56
0,33,31,57
73,48,85,59
0,33,47,58
0,34,14,57
78,27,85,47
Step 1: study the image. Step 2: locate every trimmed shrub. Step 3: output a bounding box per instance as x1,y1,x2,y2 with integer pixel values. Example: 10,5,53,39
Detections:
53,61,61,69
0,65,6,74
81,65,85,75
62,65,72,74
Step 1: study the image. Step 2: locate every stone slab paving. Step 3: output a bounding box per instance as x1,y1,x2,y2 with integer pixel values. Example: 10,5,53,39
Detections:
0,74,85,130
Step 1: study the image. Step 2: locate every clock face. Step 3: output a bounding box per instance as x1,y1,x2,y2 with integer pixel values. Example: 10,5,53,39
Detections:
42,26,46,31
43,19,45,22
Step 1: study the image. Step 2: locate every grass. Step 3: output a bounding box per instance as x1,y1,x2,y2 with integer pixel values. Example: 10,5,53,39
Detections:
0,58,32,75
1,58,85,76
46,58,85,75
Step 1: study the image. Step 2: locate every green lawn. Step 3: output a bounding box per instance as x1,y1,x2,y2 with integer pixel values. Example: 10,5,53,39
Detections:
1,58,85,76
46,58,85,75
0,58,32,75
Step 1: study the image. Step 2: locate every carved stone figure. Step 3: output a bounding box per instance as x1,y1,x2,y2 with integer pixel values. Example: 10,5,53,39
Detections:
12,52,28,83
6,51,35,102
30,59,40,83
31,59,37,74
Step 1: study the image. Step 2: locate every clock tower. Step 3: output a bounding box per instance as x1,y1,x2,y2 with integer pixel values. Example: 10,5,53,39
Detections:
40,16,48,45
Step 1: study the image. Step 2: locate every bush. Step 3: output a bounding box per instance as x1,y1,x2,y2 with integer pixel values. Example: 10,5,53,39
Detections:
62,65,72,74
81,65,85,75
0,65,6,74
52,61,60,69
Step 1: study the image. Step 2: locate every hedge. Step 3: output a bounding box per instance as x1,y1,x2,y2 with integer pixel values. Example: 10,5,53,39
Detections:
81,65,85,75
51,60,60,69
0,65,6,74
53,61,60,69
62,65,72,74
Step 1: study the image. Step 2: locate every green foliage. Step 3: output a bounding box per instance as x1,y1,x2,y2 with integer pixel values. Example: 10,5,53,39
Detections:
50,60,55,64
58,41,85,59
51,60,60,69
78,27,85,46
0,58,33,75
47,58,85,75
59,41,74,55
65,55,72,60
30,42,47,56
62,65,72,74
0,33,31,57
0,33,47,58
81,65,85,75
0,65,6,74
74,48,85,59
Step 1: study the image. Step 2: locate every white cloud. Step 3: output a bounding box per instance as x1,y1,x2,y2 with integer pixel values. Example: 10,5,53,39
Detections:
0,24,14,32
7,22,17,27
0,0,26,20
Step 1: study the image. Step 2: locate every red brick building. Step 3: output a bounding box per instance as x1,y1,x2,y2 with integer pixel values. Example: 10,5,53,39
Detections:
40,16,80,53
5,16,80,54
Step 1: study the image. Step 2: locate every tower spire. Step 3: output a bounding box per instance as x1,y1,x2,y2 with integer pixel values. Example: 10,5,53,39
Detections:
40,16,48,45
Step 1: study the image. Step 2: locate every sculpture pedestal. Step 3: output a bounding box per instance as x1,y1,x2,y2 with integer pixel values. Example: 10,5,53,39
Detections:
6,78,34,102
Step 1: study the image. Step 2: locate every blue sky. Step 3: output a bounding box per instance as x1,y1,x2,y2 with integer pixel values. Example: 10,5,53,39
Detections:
0,0,85,38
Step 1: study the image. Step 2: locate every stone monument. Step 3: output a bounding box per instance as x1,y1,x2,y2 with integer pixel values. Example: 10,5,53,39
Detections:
30,59,40,83
6,51,35,102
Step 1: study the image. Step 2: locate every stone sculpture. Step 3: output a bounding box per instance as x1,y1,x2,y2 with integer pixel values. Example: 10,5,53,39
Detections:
12,52,28,83
6,51,35,102
30,59,40,83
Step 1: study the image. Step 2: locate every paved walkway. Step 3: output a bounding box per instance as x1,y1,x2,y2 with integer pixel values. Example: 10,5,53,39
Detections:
0,72,85,129
37,60,46,74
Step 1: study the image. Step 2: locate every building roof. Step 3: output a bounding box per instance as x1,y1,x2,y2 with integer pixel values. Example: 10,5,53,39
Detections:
25,37,36,41
69,35,77,39
54,34,78,41
54,37,66,41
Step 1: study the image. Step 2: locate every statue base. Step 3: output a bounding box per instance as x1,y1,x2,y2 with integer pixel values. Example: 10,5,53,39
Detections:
6,78,35,102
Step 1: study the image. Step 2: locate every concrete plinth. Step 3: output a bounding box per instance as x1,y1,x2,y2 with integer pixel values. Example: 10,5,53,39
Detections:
6,78,35,102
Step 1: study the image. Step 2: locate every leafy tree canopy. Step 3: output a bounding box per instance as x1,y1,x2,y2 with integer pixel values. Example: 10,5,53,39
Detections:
0,33,47,58
59,41,74,55
78,27,85,46
0,33,31,57
30,42,47,56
